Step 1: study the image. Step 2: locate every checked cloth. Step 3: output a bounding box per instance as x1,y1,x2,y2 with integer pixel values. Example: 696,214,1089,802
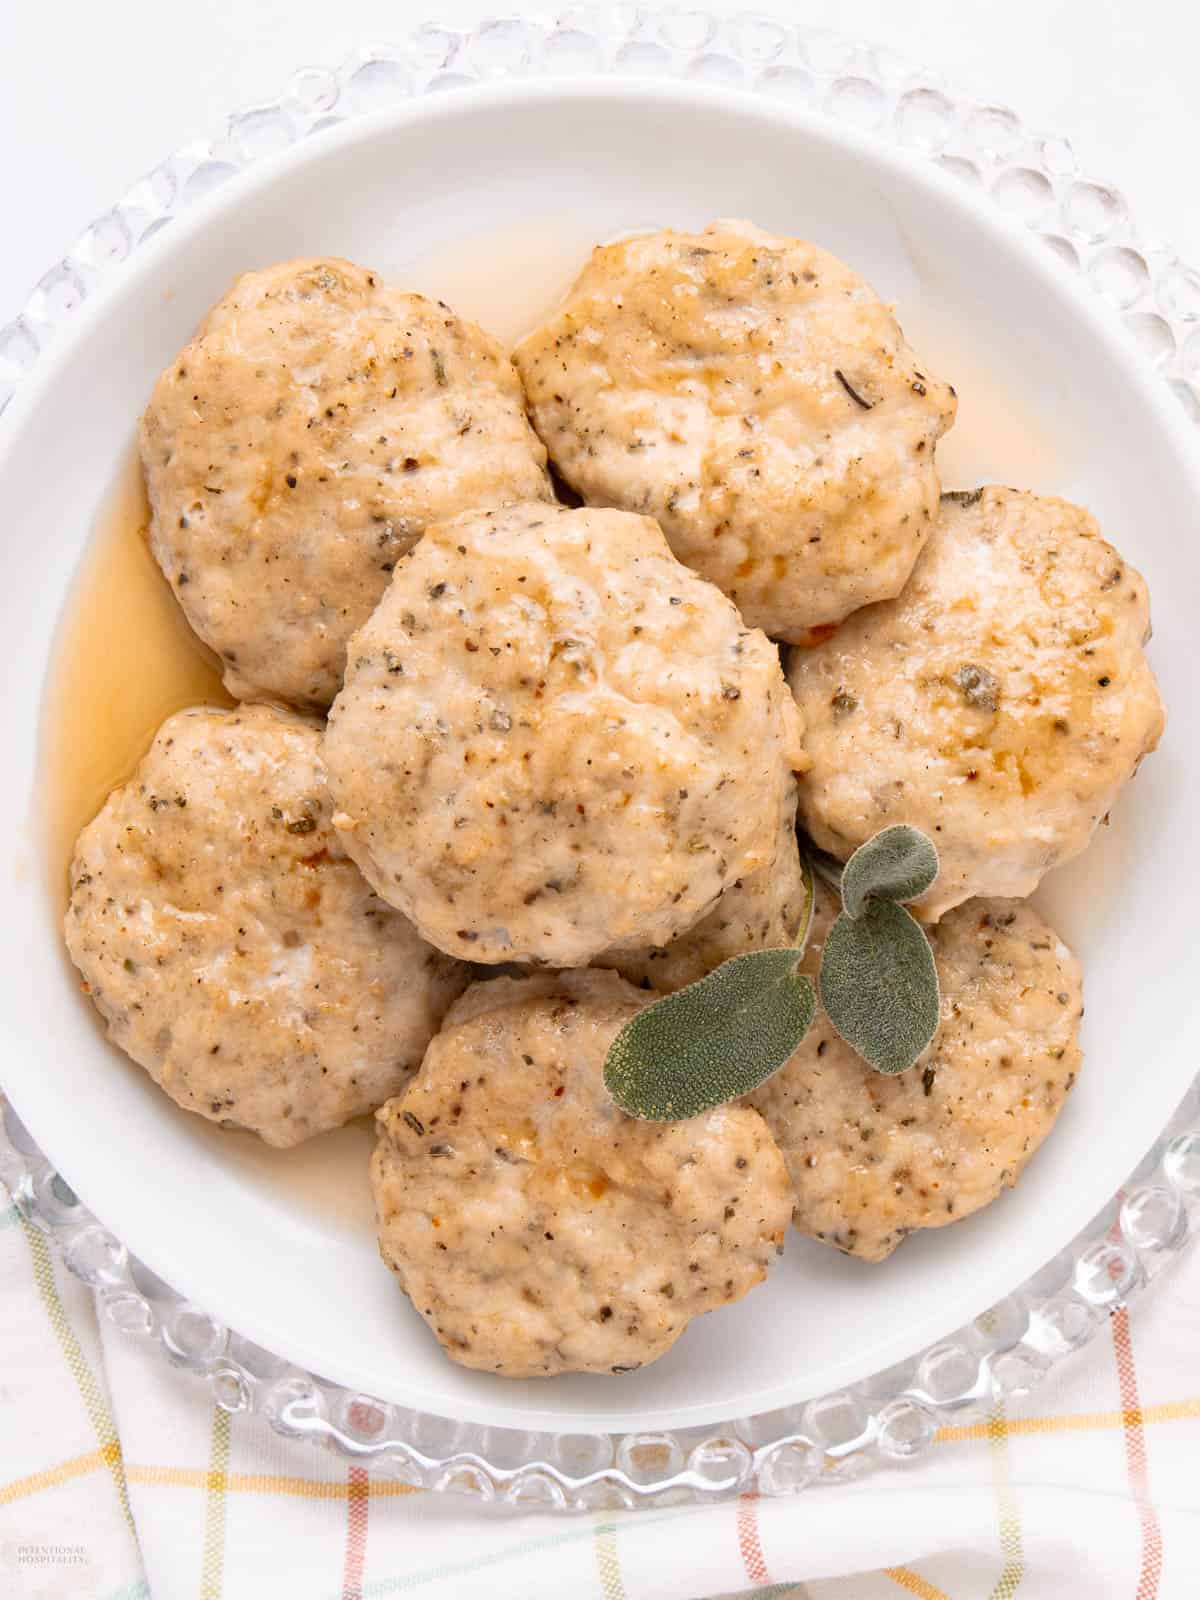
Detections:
3,1190,1200,1598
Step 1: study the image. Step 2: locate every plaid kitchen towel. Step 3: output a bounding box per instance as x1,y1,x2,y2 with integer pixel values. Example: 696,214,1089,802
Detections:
3,1188,1200,1599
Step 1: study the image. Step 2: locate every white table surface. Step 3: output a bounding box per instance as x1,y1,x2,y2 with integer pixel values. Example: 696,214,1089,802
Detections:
2,0,1199,324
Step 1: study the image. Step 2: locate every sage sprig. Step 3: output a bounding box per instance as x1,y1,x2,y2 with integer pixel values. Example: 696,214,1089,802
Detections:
838,825,938,920
602,824,942,1120
819,826,940,1075
604,949,816,1122
819,899,939,1074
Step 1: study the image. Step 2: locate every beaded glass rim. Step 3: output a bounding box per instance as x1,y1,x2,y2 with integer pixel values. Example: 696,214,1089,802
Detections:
4,9,1200,1513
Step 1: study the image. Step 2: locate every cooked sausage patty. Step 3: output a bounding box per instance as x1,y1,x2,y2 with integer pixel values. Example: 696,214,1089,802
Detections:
64,705,468,1146
514,220,956,642
324,501,807,966
371,970,793,1376
606,800,810,993
748,883,1083,1261
789,487,1165,919
140,258,551,708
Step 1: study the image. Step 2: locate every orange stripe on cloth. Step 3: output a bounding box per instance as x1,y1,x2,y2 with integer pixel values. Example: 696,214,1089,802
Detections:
1112,1307,1164,1599
593,1521,626,1600
736,1491,772,1586
126,1464,419,1499
885,1567,955,1600
20,1219,134,1534
936,1394,1200,1444
985,1404,1024,1599
341,1466,371,1600
0,1444,112,1505
199,1406,231,1600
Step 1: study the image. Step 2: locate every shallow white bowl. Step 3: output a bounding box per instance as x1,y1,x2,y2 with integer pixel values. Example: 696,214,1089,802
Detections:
2,77,1197,1438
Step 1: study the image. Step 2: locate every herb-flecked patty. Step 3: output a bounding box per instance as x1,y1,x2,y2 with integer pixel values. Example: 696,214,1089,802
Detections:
514,219,956,643
140,257,551,709
324,501,807,966
788,487,1165,919
605,797,810,993
747,882,1083,1261
64,705,468,1147
371,970,794,1377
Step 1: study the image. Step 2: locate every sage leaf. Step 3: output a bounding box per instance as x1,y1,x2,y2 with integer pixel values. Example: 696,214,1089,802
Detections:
818,900,940,1074
840,824,939,919
605,949,816,1121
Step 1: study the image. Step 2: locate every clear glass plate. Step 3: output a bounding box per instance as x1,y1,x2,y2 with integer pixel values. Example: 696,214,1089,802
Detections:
3,9,1200,1511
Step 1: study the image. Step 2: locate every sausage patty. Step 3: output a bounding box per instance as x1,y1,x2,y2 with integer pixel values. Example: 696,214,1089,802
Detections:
788,487,1165,918
371,970,794,1376
141,258,551,708
605,799,810,993
324,501,807,966
514,220,955,642
64,705,468,1146
748,882,1083,1261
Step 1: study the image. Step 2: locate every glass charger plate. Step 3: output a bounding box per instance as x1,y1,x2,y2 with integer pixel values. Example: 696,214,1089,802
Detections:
3,9,1200,1511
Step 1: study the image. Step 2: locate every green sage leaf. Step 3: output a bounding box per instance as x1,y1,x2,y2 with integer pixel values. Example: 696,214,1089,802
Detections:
604,949,816,1121
818,900,940,1074
840,824,939,919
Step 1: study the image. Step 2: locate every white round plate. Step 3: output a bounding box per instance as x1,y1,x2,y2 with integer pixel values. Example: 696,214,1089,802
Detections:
2,53,1199,1465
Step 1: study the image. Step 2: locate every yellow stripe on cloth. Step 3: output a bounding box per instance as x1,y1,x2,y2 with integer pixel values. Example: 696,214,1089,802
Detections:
20,1218,134,1534
0,1443,113,1504
593,1521,626,1600
199,1405,231,1600
986,1403,1024,1599
889,1568,953,1593
127,1464,419,1499
936,1395,1200,1444
885,1567,956,1600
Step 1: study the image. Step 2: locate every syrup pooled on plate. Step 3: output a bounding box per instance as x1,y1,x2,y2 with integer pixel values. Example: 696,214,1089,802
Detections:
400,216,596,347
42,449,234,904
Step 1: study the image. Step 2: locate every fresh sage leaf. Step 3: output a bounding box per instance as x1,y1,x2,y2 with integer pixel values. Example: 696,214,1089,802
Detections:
604,949,816,1121
604,825,941,1121
818,899,940,1074
839,824,939,919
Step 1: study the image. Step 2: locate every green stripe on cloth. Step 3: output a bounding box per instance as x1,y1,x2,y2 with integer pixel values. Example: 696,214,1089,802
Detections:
20,1217,135,1536
104,1582,152,1600
715,1587,811,1599
987,1400,1024,1599
1,1202,21,1230
199,1405,231,1599
593,1521,626,1599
